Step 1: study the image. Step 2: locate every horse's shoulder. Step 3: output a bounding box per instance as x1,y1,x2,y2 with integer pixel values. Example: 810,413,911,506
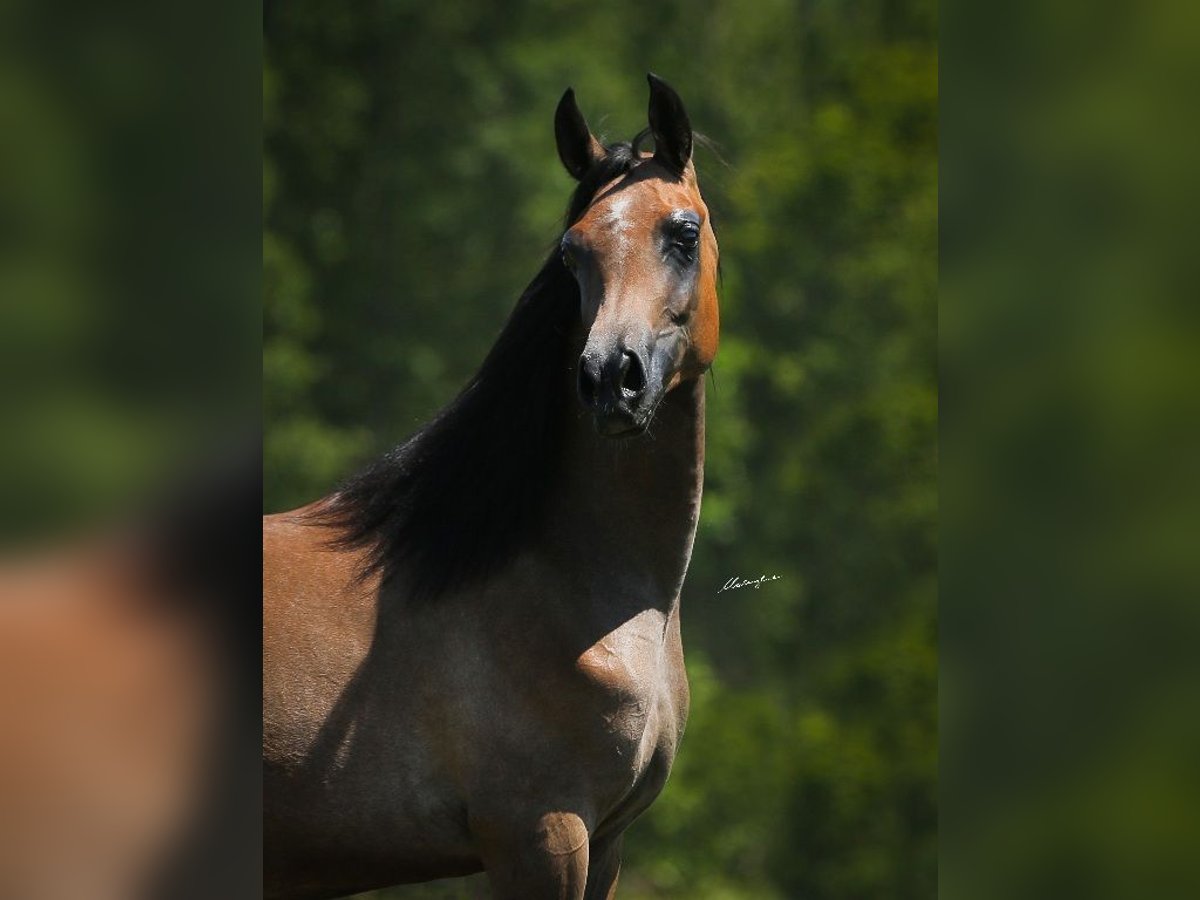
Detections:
572,607,674,687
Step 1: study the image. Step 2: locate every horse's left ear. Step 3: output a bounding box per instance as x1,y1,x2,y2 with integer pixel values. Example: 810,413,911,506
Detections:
555,88,605,181
647,73,692,175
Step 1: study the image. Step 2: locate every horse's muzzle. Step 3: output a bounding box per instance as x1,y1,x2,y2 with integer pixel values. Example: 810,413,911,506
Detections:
577,347,657,437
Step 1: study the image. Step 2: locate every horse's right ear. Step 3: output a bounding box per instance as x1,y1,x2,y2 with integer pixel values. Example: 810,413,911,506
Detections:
647,73,692,176
554,88,604,181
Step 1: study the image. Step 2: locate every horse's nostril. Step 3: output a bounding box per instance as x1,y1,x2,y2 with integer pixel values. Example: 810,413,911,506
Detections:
578,357,599,408
620,350,646,397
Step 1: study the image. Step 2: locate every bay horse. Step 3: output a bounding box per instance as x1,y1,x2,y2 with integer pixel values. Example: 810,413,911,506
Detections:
263,74,720,900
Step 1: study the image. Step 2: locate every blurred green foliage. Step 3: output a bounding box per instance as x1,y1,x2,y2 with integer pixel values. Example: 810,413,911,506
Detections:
0,3,258,543
264,1,936,897
941,1,1200,898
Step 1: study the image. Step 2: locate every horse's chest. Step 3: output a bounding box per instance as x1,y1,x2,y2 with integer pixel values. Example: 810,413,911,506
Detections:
455,598,687,829
567,631,685,815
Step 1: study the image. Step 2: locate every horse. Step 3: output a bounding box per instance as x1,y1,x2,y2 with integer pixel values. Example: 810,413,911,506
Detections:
263,74,720,900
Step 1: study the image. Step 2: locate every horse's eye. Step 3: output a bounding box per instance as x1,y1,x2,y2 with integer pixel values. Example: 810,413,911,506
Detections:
674,224,700,253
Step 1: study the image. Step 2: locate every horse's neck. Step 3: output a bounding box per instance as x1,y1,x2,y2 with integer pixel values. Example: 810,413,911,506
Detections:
547,376,706,610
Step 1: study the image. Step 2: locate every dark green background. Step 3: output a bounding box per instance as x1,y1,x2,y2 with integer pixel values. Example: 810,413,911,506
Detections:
264,1,937,896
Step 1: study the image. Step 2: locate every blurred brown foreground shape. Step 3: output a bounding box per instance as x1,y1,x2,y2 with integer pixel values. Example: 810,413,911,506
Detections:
0,446,261,900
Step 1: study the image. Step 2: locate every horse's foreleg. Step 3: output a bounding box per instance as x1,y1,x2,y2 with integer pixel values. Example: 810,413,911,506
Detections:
583,835,622,900
473,809,590,900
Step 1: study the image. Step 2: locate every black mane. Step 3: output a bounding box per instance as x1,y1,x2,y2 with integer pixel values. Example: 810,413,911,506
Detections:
311,134,651,600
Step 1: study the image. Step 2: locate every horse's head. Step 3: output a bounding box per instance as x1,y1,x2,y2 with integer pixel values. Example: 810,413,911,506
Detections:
555,75,719,438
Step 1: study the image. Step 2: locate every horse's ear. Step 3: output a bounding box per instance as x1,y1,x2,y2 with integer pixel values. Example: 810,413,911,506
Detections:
647,73,692,175
555,88,604,181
